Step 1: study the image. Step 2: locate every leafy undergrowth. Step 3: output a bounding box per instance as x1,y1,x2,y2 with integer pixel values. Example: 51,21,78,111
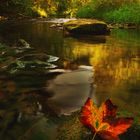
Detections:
76,1,140,24
104,3,140,24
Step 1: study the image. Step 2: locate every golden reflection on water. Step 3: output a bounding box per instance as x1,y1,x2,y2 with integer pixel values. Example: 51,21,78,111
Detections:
65,37,140,82
64,36,140,114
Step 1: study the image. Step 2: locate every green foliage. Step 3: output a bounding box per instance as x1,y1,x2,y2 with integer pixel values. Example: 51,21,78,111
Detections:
0,0,93,18
76,4,94,18
55,0,69,17
105,3,140,23
0,0,34,16
76,0,120,19
0,0,140,22
76,0,140,24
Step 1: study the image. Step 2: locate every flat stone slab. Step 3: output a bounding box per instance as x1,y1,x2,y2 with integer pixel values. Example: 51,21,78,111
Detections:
64,19,110,35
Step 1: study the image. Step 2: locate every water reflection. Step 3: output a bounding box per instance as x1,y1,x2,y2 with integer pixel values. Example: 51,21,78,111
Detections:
0,21,140,115
63,32,140,114
45,66,94,115
0,20,64,54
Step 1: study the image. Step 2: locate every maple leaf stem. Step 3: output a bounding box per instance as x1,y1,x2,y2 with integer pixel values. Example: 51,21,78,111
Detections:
92,132,97,140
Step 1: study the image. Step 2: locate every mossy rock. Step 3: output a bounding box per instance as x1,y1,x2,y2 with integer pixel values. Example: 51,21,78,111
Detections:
16,39,31,49
64,19,110,35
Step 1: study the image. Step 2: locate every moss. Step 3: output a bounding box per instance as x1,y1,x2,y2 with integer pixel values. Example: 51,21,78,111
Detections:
64,19,109,35
57,113,90,140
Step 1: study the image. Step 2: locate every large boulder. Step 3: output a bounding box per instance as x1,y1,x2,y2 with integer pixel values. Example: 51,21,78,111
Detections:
63,19,110,35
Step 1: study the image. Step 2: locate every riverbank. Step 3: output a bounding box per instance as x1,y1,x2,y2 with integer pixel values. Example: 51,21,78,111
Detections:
76,2,140,26
1,16,140,31
1,0,140,27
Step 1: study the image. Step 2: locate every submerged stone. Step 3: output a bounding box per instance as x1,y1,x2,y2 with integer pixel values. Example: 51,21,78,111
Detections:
6,53,59,74
16,39,31,49
64,19,110,35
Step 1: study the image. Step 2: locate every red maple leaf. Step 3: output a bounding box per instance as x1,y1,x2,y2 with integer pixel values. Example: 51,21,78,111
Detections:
80,98,133,140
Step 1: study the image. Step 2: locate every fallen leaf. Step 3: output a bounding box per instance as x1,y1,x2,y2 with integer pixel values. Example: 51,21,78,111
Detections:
80,98,133,140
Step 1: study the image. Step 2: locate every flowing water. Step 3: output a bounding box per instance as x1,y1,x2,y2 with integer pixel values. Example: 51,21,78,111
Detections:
0,19,140,140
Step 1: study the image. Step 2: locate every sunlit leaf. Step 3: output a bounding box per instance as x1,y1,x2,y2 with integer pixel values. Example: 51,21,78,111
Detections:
80,98,133,140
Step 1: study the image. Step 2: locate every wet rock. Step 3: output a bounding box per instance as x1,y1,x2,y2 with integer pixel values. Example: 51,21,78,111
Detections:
108,23,137,29
16,39,31,49
50,23,63,30
124,23,137,29
64,19,110,35
7,53,59,74
17,53,59,63
49,18,76,24
12,39,33,54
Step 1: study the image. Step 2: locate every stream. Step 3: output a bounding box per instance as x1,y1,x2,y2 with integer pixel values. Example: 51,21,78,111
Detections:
0,19,140,140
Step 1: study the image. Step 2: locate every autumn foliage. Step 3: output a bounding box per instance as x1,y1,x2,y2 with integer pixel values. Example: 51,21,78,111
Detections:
80,98,133,140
